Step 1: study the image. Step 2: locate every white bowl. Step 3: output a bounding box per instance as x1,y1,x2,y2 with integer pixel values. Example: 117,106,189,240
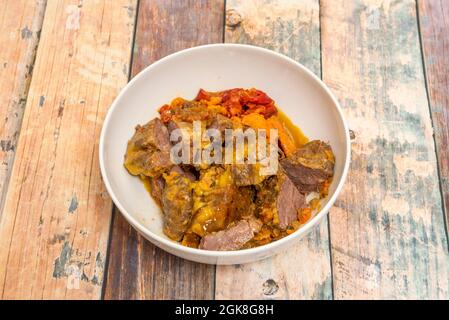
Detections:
99,44,350,265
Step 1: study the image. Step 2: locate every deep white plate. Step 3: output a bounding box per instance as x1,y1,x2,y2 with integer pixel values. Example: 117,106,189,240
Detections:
99,44,350,265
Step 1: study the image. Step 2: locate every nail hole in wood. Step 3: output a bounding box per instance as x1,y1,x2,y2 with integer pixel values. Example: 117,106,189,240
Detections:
349,129,356,140
262,279,279,295
226,9,243,28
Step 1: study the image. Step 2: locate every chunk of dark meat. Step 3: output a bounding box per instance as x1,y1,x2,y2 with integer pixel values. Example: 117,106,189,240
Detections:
199,217,262,251
230,186,256,220
161,167,194,241
148,165,195,207
231,164,266,186
256,172,305,229
277,173,305,228
124,118,172,177
280,140,334,193
148,176,165,206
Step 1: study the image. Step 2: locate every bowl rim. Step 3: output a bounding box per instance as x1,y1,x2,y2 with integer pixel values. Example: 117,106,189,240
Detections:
99,43,351,259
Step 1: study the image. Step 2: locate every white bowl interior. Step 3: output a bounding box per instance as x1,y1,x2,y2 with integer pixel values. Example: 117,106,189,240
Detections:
100,44,349,264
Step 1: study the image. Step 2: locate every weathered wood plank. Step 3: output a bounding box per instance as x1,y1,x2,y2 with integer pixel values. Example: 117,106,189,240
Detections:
321,0,449,299
0,0,46,218
215,0,333,300
0,0,137,299
418,0,449,235
104,0,224,300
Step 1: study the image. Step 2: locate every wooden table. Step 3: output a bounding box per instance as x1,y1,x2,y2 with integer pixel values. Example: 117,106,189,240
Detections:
0,0,448,300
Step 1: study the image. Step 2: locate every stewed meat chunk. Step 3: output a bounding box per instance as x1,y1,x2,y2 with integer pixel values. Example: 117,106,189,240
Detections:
124,118,172,178
161,168,194,241
280,140,334,193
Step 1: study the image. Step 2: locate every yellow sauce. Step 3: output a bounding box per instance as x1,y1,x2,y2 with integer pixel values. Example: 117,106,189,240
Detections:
140,175,153,196
277,109,309,147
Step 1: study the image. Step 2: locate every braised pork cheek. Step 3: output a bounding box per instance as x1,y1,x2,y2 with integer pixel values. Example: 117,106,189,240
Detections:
148,176,165,206
280,140,334,193
199,217,263,251
124,118,172,177
161,168,194,241
257,173,305,229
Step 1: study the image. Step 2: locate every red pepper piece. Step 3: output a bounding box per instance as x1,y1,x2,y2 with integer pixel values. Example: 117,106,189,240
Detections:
159,104,172,123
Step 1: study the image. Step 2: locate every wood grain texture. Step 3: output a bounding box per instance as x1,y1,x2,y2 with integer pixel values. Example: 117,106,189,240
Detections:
103,0,224,300
215,0,333,300
0,0,137,299
321,0,449,299
0,0,46,218
418,0,449,235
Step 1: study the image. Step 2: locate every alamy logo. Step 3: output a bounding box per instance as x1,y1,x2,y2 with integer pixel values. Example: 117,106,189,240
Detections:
169,121,279,175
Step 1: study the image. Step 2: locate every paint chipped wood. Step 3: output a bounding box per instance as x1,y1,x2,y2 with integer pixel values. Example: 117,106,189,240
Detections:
0,0,137,299
103,0,224,300
215,0,333,300
0,0,46,218
321,0,449,299
418,0,449,235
